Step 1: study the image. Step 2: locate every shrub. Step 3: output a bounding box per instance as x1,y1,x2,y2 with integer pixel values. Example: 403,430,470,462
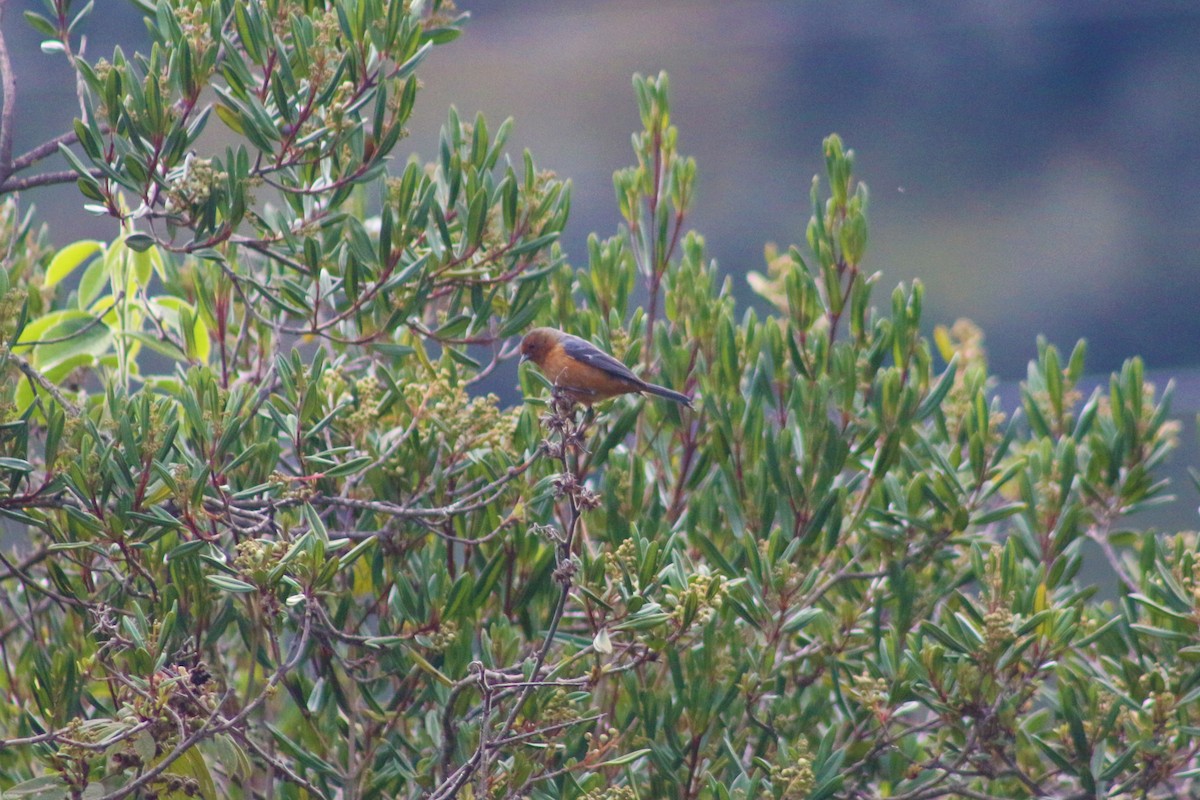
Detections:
0,3,1195,799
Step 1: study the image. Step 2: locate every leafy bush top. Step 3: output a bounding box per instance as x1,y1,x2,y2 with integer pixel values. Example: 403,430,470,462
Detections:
0,3,1195,800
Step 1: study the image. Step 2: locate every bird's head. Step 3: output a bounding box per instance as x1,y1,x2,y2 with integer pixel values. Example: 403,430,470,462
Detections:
519,327,559,366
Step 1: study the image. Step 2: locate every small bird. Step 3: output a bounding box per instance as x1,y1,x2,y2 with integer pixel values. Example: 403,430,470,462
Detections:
519,327,692,408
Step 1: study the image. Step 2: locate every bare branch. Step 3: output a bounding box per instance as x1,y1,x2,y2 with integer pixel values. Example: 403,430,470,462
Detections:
6,352,82,415
0,0,17,186
10,128,81,173
0,167,103,194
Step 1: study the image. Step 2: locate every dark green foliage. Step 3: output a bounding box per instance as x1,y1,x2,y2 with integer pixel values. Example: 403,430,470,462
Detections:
0,3,1197,800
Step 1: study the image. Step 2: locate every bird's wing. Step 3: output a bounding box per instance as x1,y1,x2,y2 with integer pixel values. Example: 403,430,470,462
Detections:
559,333,644,386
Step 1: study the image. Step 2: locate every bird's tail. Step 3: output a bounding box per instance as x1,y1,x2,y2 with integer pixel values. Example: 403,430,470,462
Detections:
644,382,693,408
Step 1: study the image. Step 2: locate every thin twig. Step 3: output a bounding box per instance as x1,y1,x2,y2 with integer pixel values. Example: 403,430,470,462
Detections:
232,727,330,799
0,545,49,582
6,352,82,415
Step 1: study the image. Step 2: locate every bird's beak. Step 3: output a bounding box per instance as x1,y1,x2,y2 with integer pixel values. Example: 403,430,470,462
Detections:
519,353,529,364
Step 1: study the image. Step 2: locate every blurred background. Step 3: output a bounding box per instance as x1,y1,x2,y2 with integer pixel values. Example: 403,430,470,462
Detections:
7,0,1200,531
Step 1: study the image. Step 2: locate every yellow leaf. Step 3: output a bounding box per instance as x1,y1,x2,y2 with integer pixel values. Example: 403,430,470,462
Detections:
1035,582,1052,638
45,240,104,288
934,325,954,363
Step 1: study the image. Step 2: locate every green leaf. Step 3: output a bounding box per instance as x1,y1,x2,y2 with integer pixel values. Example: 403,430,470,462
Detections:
593,748,651,768
323,455,373,479
0,457,34,472
267,725,341,775
916,355,957,420
167,742,219,800
971,502,1025,526
44,240,103,288
23,12,59,38
14,309,112,370
919,621,969,653
0,774,69,799
1128,623,1190,642
124,233,155,252
205,574,257,593
133,729,156,765
77,249,110,310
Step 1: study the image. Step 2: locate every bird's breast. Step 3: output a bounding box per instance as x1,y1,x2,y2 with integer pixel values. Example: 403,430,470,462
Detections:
541,349,641,404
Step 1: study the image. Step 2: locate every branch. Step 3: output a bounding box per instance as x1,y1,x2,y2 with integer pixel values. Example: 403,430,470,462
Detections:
96,604,315,800
0,545,49,582
1086,521,1138,593
431,395,589,800
0,167,103,194
231,728,330,800
10,129,82,173
6,352,82,415
0,0,17,186
220,454,538,521
0,596,51,643
0,719,155,751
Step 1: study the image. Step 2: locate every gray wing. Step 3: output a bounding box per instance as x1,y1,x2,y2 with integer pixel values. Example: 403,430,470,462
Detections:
559,333,644,386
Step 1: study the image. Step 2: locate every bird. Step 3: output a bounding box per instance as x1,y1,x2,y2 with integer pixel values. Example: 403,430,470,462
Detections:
519,327,692,408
